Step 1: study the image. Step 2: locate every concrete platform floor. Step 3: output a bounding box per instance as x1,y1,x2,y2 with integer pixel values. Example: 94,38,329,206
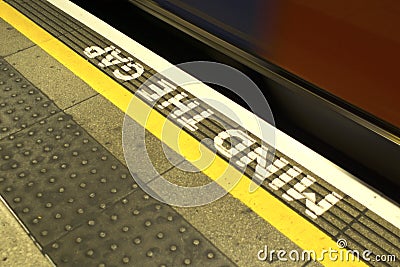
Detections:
0,18,317,267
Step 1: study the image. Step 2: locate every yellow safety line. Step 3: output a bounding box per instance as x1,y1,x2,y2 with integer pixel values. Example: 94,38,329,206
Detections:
0,2,366,266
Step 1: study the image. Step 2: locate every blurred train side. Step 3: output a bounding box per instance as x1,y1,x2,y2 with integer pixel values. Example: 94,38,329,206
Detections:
153,0,400,129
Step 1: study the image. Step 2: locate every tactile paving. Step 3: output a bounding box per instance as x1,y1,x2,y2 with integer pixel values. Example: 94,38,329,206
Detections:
44,190,232,267
0,58,60,139
0,113,137,246
0,57,234,266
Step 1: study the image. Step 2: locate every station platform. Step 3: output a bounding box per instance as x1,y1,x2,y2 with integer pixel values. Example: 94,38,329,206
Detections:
0,0,399,266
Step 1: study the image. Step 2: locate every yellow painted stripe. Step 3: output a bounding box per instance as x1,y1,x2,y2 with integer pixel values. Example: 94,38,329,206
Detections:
0,2,366,266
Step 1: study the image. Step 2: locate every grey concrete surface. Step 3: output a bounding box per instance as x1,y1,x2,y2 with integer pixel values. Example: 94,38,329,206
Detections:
0,202,52,267
65,94,185,178
65,95,124,161
0,19,35,57
157,166,315,267
5,46,97,110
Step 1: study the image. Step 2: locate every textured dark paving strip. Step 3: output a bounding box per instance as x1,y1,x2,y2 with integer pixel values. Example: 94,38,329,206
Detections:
0,57,235,266
6,0,82,37
34,0,85,30
0,113,137,246
5,0,400,264
44,190,232,267
0,58,60,139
